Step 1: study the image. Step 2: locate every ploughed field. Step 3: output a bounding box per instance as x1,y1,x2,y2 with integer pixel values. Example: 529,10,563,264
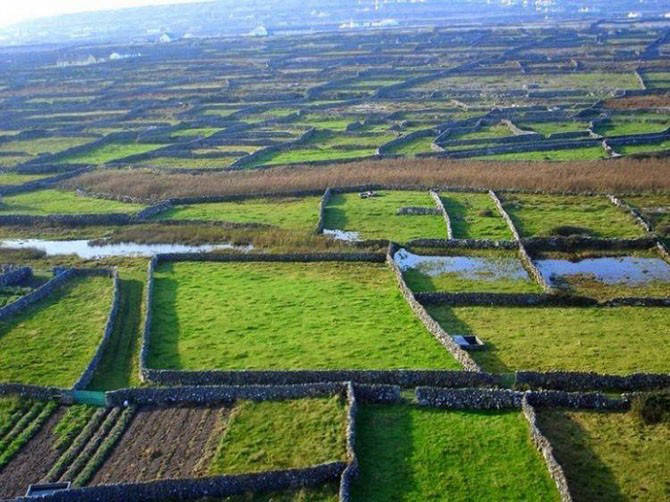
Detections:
0,396,347,499
148,261,459,370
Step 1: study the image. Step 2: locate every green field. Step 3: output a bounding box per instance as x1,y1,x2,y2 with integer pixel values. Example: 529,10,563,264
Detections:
538,410,670,501
517,122,590,137
593,118,669,137
0,189,144,215
0,137,94,156
428,305,670,374
624,194,670,234
502,194,644,238
210,396,347,474
0,275,114,387
156,196,321,232
138,156,240,169
148,261,459,370
0,172,52,185
57,142,164,164
171,127,221,138
616,139,670,156
477,146,607,161
440,192,513,240
323,191,446,242
351,404,559,501
387,136,435,155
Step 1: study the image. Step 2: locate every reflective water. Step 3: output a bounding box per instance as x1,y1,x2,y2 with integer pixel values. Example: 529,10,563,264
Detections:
393,248,530,281
536,256,670,285
323,229,361,242
0,239,251,259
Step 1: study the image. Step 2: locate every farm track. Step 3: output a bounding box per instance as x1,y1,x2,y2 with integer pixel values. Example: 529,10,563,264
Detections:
0,407,65,499
90,405,228,484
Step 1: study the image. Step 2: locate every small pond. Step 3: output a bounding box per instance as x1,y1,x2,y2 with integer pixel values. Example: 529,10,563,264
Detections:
323,229,361,242
536,256,670,285
0,239,251,259
394,248,531,281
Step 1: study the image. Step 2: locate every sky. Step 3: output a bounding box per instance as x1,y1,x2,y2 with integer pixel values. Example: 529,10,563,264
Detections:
0,0,214,28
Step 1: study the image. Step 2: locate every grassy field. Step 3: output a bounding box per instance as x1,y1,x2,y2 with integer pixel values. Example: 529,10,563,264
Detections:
454,124,513,141
0,189,144,215
617,139,670,156
440,192,513,240
148,261,459,370
210,396,347,474
138,156,241,169
171,128,221,138
156,196,321,233
402,250,542,294
57,142,164,164
323,191,446,242
351,404,559,501
477,146,607,161
502,194,644,238
87,263,146,390
0,137,94,156
388,136,436,156
624,194,670,234
0,172,53,185
0,275,114,387
593,118,669,137
537,410,670,501
517,122,590,137
428,305,670,374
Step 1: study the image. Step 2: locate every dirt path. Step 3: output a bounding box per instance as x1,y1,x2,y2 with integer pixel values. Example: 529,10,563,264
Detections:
0,407,65,499
90,404,228,485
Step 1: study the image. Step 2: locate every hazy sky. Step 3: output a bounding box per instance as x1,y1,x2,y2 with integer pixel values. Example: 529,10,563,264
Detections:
0,0,214,28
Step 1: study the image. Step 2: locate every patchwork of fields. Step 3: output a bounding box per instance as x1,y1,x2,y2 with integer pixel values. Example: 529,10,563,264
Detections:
0,10,668,502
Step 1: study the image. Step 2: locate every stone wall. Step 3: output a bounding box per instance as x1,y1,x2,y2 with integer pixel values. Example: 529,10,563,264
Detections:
106,382,348,407
315,187,332,234
387,243,481,372
153,252,387,264
0,266,32,287
488,190,551,291
0,167,89,196
0,213,136,227
522,236,657,252
429,190,453,239
0,383,67,401
522,396,573,502
136,200,174,220
0,268,77,322
516,371,670,392
339,382,358,502
73,268,120,390
13,463,346,502
407,238,517,249
415,292,597,307
140,368,500,387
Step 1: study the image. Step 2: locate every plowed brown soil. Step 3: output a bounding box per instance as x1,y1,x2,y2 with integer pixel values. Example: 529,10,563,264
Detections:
0,407,65,499
89,404,228,485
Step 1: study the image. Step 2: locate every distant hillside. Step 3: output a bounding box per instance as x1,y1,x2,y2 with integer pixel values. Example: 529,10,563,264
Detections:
1,0,669,46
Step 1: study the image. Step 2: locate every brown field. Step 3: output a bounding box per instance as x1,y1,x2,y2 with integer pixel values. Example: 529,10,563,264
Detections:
0,408,65,499
66,157,670,201
90,405,228,485
604,94,670,109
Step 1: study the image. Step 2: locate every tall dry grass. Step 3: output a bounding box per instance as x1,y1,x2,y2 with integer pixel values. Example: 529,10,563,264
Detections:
66,157,670,201
604,94,670,109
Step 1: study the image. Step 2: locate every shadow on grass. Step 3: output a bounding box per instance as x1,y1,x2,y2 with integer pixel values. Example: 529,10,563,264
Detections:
146,264,183,371
440,196,469,238
87,277,144,390
323,193,350,230
536,411,625,502
350,404,417,501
